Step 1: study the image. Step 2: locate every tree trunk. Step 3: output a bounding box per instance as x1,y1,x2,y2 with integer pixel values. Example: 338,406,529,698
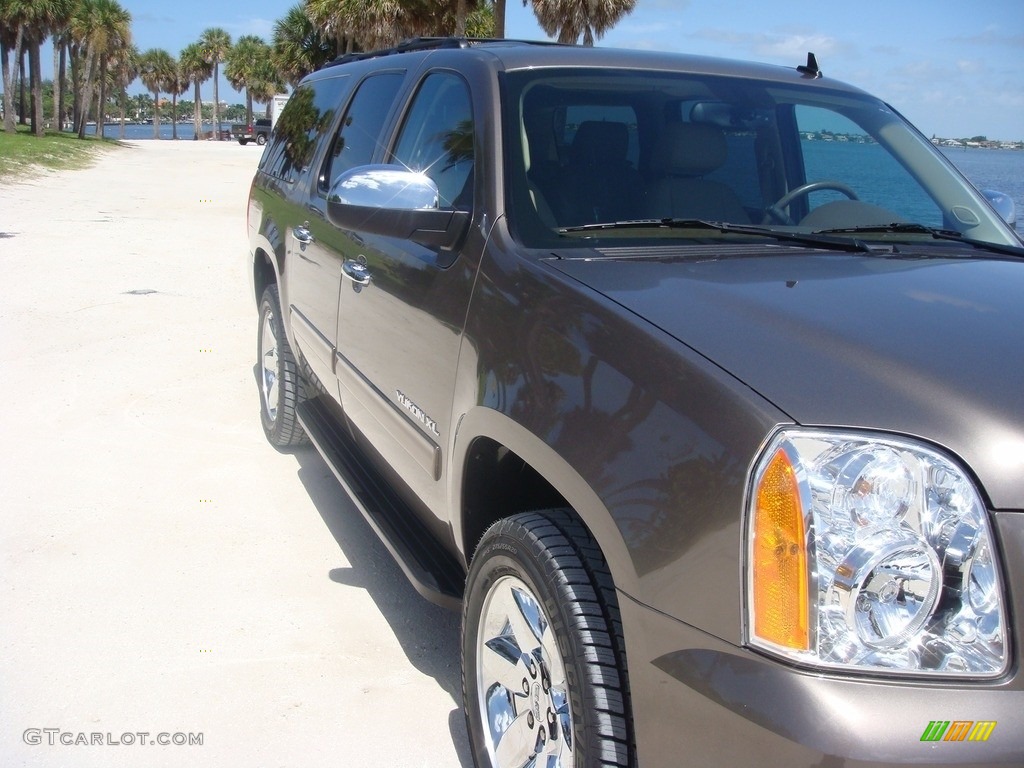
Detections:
29,38,45,136
70,42,81,131
212,63,220,140
76,48,97,139
1,27,21,133
97,53,107,139
95,53,105,139
119,88,127,139
18,45,27,125
58,43,68,129
245,91,253,127
171,91,178,140
192,81,201,140
152,89,160,139
455,0,467,36
52,36,61,131
493,0,506,38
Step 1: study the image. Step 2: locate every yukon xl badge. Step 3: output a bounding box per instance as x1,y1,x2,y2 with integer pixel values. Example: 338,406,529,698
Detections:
396,390,440,437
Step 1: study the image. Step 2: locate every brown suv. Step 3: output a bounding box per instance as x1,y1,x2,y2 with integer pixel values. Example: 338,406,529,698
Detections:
247,38,1023,766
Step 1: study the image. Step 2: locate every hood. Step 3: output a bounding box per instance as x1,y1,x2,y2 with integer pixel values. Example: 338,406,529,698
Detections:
547,245,1024,509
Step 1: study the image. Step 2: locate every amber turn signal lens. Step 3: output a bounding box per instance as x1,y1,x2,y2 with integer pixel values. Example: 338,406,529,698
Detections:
752,447,809,650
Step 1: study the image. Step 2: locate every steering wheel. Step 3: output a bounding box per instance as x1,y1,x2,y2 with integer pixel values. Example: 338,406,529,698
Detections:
764,180,859,225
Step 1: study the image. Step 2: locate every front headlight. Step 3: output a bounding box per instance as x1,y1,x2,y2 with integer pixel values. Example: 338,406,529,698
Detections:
746,429,1008,677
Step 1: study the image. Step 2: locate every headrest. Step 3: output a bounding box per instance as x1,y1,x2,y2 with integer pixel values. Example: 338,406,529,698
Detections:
571,121,629,166
656,122,728,176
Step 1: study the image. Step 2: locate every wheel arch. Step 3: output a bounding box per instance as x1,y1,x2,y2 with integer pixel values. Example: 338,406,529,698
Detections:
453,406,639,595
252,245,277,305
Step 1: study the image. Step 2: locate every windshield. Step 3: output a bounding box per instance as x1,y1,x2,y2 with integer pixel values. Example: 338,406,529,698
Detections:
502,67,1020,251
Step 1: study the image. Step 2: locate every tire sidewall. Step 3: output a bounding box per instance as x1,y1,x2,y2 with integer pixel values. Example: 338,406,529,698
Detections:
463,524,586,767
257,286,291,444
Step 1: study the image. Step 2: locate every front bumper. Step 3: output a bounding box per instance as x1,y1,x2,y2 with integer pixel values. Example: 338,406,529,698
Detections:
621,511,1024,766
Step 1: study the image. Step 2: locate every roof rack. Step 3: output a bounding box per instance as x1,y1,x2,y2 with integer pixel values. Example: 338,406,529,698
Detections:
321,37,569,68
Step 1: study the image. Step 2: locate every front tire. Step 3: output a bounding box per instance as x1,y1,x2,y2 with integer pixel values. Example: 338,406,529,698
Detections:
462,510,634,768
257,284,308,448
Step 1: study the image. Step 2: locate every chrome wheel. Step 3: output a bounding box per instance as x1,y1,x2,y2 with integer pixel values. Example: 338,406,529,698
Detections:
476,574,574,768
260,307,280,423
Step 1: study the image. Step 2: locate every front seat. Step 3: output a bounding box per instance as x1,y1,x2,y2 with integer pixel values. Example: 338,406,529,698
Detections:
648,122,750,223
560,120,645,226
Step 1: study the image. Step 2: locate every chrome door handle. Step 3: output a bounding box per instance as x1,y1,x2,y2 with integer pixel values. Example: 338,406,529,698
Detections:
293,226,314,244
342,259,372,286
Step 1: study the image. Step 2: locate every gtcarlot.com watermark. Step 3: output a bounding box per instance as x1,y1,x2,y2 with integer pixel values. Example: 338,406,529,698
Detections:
23,728,203,747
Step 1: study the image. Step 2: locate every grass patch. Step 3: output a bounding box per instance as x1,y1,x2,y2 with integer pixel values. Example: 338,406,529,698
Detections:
0,124,119,180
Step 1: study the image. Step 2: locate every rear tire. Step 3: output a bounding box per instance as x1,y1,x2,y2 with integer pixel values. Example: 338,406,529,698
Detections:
256,133,267,146
238,138,248,145
257,284,308,448
462,509,634,767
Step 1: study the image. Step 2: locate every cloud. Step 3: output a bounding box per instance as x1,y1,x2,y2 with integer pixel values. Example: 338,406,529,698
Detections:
225,17,275,41
754,33,844,61
133,12,177,24
643,0,691,9
688,28,847,64
948,26,1024,48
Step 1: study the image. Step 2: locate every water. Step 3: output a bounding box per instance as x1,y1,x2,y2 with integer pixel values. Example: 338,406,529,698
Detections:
83,121,233,141
941,147,1024,234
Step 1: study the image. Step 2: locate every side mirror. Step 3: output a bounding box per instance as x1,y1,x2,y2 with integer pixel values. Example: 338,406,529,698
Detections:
981,189,1016,228
327,165,470,249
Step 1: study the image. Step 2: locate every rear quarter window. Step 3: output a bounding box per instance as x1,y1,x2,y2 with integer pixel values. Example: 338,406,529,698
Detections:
260,75,353,181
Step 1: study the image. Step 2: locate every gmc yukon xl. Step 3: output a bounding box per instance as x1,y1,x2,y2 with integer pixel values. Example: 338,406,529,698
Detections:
246,38,1023,767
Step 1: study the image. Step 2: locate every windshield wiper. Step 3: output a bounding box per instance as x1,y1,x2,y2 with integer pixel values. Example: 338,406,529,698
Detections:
816,223,1024,258
558,218,875,254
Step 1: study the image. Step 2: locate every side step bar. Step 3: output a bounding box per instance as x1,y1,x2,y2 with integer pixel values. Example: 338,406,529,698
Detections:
297,396,464,610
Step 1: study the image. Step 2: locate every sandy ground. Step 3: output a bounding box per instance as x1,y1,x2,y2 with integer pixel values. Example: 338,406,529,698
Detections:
0,141,470,767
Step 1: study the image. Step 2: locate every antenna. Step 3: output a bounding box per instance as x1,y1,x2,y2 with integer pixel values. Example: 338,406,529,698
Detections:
797,52,822,79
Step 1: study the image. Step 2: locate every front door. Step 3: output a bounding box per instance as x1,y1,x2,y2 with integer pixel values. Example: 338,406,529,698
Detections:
333,71,479,519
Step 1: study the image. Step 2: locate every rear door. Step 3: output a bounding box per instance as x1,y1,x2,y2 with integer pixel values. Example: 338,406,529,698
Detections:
288,71,405,389
275,74,354,387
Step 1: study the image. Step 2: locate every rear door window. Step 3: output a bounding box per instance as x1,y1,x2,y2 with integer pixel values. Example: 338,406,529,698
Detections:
320,72,406,194
260,75,352,181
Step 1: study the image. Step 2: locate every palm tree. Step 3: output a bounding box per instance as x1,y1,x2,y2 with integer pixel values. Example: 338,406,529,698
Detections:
271,4,331,87
225,34,268,127
305,0,412,54
530,0,637,46
138,47,174,139
179,42,211,140
161,54,187,139
198,27,231,140
71,0,132,138
3,0,74,135
0,0,24,133
93,0,130,137
465,1,494,36
109,42,137,138
246,56,286,119
422,0,493,38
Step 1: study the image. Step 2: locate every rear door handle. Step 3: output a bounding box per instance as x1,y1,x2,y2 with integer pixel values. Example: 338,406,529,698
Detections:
342,259,372,286
293,225,314,244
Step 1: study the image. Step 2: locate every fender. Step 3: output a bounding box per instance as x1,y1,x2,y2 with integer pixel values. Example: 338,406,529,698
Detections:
451,404,640,594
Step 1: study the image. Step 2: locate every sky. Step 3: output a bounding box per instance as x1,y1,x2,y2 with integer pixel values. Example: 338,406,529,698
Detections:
38,0,1024,140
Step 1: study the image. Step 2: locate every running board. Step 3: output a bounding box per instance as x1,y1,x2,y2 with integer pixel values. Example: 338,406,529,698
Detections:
297,396,464,610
